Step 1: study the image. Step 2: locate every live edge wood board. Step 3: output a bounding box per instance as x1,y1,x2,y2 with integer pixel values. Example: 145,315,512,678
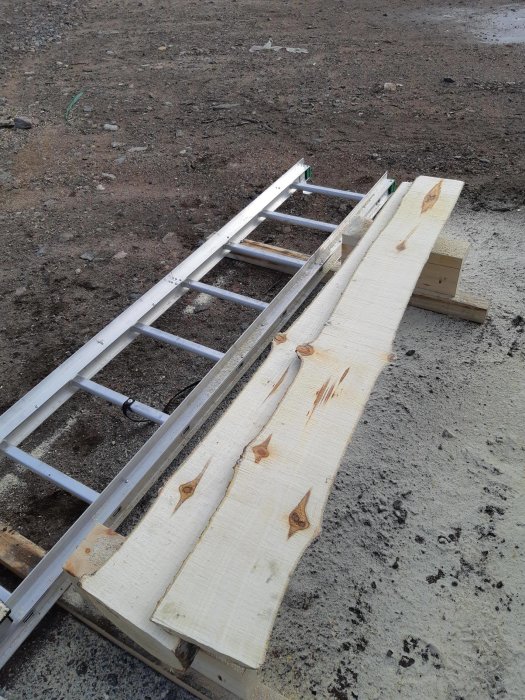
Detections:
76,175,403,673
152,176,464,669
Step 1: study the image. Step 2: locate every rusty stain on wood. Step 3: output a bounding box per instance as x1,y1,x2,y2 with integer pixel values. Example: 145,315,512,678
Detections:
323,382,337,404
173,460,210,513
296,343,314,356
421,180,443,214
338,367,350,385
252,434,272,463
308,378,330,420
288,490,311,538
274,333,287,344
397,180,444,251
265,366,289,401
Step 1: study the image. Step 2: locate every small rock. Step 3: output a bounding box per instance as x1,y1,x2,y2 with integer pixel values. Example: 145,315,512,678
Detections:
96,184,106,191
158,45,167,51
399,656,415,668
442,429,454,439
211,103,240,110
113,250,127,260
443,77,455,84
80,252,96,261
405,349,416,356
60,232,74,241
127,146,147,153
82,105,94,113
100,172,116,180
103,123,118,131
13,117,32,129
162,232,175,242
114,156,126,165
111,141,124,148
14,286,27,296
36,245,47,256
383,82,397,92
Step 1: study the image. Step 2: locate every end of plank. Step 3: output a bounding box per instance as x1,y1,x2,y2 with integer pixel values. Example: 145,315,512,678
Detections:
64,524,124,580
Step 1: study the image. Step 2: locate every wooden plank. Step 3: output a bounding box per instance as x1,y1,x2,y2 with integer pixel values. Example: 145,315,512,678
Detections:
410,288,489,323
238,238,485,322
152,176,464,669
0,522,45,578
76,180,407,675
0,521,279,700
228,239,309,274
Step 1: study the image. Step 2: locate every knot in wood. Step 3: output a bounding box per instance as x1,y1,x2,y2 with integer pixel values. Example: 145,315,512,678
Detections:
252,434,272,463
296,343,314,357
274,333,287,344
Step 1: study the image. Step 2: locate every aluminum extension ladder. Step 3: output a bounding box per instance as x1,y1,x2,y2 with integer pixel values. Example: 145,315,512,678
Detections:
0,160,393,666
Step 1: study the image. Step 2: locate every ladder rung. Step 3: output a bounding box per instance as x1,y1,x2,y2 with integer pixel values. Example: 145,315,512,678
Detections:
73,377,168,425
228,244,305,270
134,324,224,363
184,280,268,312
261,210,337,233
296,182,365,201
0,443,98,504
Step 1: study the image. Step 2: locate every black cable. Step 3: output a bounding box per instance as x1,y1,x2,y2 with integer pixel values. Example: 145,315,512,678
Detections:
121,397,153,424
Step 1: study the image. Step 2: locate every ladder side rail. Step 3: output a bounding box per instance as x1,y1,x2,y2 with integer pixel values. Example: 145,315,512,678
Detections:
0,161,309,447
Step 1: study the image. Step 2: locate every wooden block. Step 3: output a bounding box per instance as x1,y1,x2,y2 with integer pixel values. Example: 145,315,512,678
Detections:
410,289,489,324
152,177,464,669
74,178,406,681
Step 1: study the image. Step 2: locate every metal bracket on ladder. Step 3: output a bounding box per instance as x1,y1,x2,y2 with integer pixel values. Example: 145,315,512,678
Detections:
0,161,394,665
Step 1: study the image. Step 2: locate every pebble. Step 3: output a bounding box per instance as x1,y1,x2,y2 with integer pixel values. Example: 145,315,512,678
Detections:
383,82,397,92
127,146,147,153
162,232,175,242
103,123,118,131
443,77,456,84
111,141,124,148
114,156,126,165
211,103,240,110
80,252,96,261
113,250,127,260
442,428,454,439
83,105,94,113
96,184,106,191
14,286,27,296
100,172,116,180
13,116,32,129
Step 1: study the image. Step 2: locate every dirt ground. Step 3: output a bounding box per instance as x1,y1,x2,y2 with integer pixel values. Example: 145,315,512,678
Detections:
0,1,524,699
